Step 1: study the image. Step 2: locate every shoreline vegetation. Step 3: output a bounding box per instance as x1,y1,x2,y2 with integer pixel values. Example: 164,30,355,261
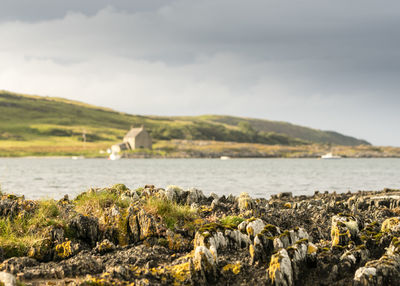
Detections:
0,185,400,285
1,140,400,158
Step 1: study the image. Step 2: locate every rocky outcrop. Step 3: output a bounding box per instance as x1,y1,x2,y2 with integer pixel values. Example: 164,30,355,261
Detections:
2,186,400,285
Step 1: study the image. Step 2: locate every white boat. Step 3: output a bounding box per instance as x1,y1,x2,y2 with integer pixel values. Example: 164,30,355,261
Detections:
71,156,85,160
109,153,121,160
321,152,341,159
220,156,231,160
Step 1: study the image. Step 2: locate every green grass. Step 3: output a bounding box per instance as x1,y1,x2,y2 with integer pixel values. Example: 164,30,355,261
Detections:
220,216,245,228
74,188,131,219
0,90,370,158
0,199,64,258
144,197,198,230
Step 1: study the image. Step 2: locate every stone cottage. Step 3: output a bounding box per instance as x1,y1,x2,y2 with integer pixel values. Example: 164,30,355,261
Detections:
111,126,152,153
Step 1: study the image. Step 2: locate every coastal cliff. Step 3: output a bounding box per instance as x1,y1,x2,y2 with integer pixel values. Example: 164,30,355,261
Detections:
1,185,400,285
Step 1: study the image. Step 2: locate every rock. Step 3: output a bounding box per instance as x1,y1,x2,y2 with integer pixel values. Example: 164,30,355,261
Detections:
331,214,359,247
128,208,161,243
194,230,227,258
193,246,217,283
287,239,308,282
268,248,293,286
137,209,159,240
187,188,206,205
27,238,53,262
54,241,81,260
210,192,219,200
0,272,16,286
70,214,99,247
224,229,251,249
381,217,400,234
354,267,378,285
166,230,192,252
237,192,253,212
3,186,400,285
165,185,184,203
0,257,39,274
237,220,248,232
277,192,293,199
94,239,116,255
246,218,265,238
353,237,400,286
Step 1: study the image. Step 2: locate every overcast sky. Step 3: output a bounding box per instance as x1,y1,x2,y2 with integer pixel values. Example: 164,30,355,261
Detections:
0,0,399,146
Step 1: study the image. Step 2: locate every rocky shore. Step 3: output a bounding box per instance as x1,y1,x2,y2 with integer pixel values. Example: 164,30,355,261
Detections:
1,185,400,285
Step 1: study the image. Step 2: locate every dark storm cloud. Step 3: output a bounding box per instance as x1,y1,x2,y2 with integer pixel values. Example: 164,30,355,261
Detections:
0,0,399,145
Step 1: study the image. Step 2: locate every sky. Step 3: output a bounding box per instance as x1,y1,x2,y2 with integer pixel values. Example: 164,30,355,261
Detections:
0,0,399,146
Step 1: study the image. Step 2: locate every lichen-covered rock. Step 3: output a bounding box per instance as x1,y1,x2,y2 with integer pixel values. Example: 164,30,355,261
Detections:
274,228,309,249
246,218,266,238
137,209,159,240
238,192,253,213
381,217,400,234
222,262,241,275
166,230,192,252
27,238,52,262
69,214,99,247
54,240,80,260
0,257,39,274
353,238,400,286
194,230,227,258
268,248,293,286
127,208,161,243
331,214,359,247
250,224,281,264
193,246,217,284
224,228,251,249
3,186,400,285
287,239,309,281
94,239,116,255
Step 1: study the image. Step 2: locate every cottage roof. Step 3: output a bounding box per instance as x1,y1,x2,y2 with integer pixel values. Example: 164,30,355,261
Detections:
124,127,145,139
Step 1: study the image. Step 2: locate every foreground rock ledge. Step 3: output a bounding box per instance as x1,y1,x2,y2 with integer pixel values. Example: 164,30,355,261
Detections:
1,186,400,285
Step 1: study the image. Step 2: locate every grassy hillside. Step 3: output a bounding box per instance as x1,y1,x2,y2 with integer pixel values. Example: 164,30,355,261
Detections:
198,115,370,146
0,90,369,157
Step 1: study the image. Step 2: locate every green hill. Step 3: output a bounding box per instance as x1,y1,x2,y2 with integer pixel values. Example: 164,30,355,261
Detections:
0,90,369,149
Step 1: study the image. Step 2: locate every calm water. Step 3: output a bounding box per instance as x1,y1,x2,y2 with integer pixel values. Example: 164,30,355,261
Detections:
0,158,399,200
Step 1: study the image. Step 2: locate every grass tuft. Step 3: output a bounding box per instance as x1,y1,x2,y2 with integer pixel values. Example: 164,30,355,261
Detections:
220,216,245,228
144,197,198,230
0,199,64,258
74,189,130,219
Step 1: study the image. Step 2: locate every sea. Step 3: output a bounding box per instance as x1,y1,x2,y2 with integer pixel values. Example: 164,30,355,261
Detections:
0,158,399,200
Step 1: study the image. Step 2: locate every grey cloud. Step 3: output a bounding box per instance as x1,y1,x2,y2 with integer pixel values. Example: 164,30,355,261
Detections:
0,0,172,22
0,0,399,145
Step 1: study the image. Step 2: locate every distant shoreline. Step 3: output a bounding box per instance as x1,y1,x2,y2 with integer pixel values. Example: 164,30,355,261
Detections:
1,154,400,159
